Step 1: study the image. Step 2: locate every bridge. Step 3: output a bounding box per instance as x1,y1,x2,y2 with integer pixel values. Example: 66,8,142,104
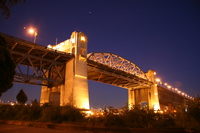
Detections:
0,31,192,111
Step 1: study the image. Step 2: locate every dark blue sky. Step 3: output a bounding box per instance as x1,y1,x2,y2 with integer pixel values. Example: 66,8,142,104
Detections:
0,0,200,108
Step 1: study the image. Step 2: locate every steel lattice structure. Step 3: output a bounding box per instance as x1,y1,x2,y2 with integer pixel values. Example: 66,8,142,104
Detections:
0,32,74,87
87,52,150,89
87,52,147,79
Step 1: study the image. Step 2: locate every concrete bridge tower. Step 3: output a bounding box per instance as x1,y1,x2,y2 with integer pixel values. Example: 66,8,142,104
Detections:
146,70,160,110
128,70,160,110
40,31,90,109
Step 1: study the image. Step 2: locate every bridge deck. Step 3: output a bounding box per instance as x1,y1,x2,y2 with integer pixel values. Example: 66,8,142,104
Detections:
87,59,151,89
0,32,73,66
0,32,74,86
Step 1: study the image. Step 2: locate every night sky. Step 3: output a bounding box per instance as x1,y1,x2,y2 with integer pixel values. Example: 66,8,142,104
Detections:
0,0,200,108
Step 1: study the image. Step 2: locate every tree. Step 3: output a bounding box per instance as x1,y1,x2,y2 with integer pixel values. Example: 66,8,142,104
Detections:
0,0,26,19
0,35,15,96
187,97,200,123
16,89,28,105
31,99,40,107
0,0,26,96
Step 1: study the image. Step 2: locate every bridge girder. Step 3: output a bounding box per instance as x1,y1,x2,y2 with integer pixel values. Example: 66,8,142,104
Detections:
87,59,151,89
1,32,74,86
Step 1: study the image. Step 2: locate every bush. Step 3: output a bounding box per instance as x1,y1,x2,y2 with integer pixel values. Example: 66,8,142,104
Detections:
60,105,85,123
0,104,85,123
104,114,124,127
122,107,155,128
40,106,61,123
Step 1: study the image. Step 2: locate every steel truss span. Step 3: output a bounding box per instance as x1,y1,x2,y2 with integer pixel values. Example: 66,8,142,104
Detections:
87,52,150,89
87,52,147,79
0,32,74,86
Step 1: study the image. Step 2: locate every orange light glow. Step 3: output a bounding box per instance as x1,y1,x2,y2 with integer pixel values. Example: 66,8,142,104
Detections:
28,28,37,35
29,29,34,34
155,78,160,82
167,85,171,89
81,36,86,41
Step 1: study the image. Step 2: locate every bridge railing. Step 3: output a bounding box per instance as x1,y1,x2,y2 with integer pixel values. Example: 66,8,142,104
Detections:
156,80,193,99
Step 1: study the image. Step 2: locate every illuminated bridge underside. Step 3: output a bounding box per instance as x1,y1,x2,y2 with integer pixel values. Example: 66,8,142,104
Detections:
157,86,187,110
1,32,74,86
87,52,147,79
87,59,151,89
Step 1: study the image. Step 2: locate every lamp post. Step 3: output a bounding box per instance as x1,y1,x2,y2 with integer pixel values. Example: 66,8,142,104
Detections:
28,28,37,43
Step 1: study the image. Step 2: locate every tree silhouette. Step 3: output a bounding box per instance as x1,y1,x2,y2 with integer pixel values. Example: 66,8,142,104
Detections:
0,35,15,96
16,89,28,105
0,0,26,19
187,97,200,123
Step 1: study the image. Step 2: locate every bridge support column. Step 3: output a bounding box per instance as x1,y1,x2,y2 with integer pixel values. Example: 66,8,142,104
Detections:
128,89,135,109
40,86,60,106
134,88,149,108
146,70,160,110
40,86,51,105
40,31,90,109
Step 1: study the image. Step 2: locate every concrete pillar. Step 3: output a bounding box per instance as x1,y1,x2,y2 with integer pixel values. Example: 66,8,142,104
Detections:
146,70,160,110
40,86,51,105
128,88,135,109
40,31,90,109
149,84,160,110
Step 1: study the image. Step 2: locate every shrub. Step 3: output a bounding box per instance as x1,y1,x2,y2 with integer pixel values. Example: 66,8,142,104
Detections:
60,105,85,123
40,106,61,123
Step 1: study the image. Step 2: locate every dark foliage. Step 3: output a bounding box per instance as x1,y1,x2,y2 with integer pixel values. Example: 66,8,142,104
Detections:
187,97,200,123
0,0,26,19
0,104,41,120
40,104,85,123
16,89,28,105
122,107,155,128
0,98,200,131
0,35,15,96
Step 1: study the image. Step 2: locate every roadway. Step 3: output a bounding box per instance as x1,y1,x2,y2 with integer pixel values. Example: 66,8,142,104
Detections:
0,124,187,133
0,124,92,133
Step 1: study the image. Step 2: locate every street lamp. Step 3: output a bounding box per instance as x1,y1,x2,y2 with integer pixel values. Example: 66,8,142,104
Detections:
28,28,38,43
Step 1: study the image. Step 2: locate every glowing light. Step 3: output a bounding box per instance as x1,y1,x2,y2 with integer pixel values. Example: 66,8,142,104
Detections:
155,78,160,82
167,85,171,89
81,101,90,109
164,83,168,86
60,42,64,45
47,45,52,49
153,104,160,110
29,29,34,34
27,27,38,43
75,74,87,79
154,72,156,75
159,111,164,114
81,36,86,41
71,38,75,43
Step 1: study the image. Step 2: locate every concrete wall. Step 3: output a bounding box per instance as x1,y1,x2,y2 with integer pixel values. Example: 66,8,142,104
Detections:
40,31,90,109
